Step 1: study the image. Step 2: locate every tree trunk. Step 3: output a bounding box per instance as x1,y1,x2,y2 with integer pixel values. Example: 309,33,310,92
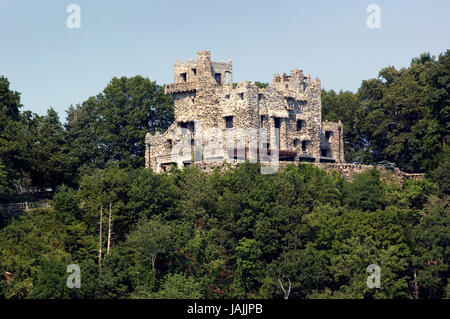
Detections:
413,268,419,299
278,278,291,299
99,206,103,271
18,172,23,194
151,254,156,271
107,202,112,254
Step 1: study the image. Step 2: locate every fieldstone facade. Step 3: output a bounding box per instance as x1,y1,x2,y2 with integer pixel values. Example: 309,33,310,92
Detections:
145,51,345,172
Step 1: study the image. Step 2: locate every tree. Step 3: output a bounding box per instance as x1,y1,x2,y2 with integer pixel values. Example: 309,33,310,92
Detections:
29,108,76,190
65,76,173,172
0,76,25,190
343,168,386,211
269,246,329,299
410,196,449,299
322,89,365,163
0,159,7,190
77,165,133,240
151,273,204,299
233,238,261,296
126,217,171,271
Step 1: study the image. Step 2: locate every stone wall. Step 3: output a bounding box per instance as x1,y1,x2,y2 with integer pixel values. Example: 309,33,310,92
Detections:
187,161,425,184
313,163,425,184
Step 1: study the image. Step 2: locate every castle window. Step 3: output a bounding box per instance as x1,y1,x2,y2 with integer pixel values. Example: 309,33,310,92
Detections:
260,115,266,128
238,93,244,100
296,120,304,131
258,93,263,101
294,139,299,147
321,149,328,157
215,73,222,85
325,131,332,141
180,73,187,82
167,139,172,148
225,116,233,129
285,84,288,89
274,117,281,129
289,113,296,121
225,71,231,85
301,141,307,152
225,94,230,99
192,68,197,75
285,97,295,110
274,117,281,146
180,121,195,133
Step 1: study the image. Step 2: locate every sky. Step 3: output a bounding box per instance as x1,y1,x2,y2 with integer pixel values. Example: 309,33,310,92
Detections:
0,0,449,119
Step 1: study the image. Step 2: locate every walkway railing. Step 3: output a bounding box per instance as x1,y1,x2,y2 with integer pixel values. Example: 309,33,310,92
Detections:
0,200,49,216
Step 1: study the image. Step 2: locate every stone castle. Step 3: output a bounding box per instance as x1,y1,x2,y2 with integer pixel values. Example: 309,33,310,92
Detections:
145,51,344,172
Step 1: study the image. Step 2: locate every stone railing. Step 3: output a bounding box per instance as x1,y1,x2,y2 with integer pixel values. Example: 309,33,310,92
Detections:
165,82,197,94
402,172,426,180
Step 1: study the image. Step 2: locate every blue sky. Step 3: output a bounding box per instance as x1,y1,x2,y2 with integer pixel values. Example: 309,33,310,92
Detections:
0,0,448,119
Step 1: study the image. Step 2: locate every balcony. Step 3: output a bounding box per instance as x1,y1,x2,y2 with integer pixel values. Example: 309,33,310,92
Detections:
165,82,197,94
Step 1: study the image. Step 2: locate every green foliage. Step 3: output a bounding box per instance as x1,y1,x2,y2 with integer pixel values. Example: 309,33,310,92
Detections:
343,168,386,211
0,159,7,189
151,273,203,299
254,82,269,89
0,76,24,190
410,196,449,299
65,76,173,172
0,75,173,191
429,149,450,196
322,50,450,173
126,217,171,271
0,163,448,299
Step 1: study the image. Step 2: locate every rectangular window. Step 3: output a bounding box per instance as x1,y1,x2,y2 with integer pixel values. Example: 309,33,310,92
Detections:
180,73,187,82
225,71,231,85
225,116,233,129
297,120,302,131
238,93,244,100
192,68,197,75
274,117,281,129
302,141,307,152
180,121,195,133
274,117,281,148
215,73,222,85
